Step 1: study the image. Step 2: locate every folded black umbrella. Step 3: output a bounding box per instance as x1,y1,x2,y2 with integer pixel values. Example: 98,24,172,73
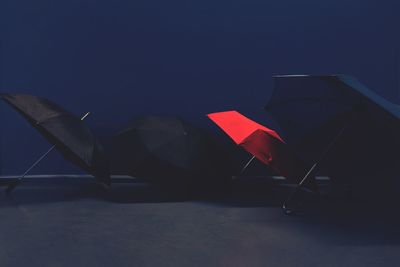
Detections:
265,75,400,196
1,93,110,191
113,116,231,190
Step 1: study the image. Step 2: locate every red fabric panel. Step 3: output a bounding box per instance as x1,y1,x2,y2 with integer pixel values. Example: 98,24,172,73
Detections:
240,129,310,184
207,110,283,144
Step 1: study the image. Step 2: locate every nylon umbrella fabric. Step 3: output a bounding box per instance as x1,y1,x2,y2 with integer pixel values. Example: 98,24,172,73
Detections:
207,110,317,190
1,93,110,186
113,116,231,188
207,110,284,143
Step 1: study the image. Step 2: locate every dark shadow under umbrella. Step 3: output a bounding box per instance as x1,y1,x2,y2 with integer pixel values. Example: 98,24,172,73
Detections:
113,116,232,194
0,93,110,192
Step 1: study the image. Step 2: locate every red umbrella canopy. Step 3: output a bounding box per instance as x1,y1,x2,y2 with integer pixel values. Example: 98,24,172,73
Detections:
207,110,284,143
207,110,316,190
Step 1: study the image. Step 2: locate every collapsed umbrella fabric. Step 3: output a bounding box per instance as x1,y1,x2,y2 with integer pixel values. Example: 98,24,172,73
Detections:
265,75,400,189
113,116,231,188
0,93,111,188
207,110,317,190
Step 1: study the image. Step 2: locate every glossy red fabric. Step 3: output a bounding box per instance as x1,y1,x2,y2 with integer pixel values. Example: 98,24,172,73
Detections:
208,111,316,187
240,129,310,183
207,110,284,144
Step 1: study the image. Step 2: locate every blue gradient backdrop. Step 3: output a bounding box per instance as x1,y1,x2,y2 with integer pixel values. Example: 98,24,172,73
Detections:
1,0,399,174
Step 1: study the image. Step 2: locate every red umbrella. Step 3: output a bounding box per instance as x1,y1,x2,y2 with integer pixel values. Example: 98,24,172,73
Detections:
207,110,283,144
207,111,317,190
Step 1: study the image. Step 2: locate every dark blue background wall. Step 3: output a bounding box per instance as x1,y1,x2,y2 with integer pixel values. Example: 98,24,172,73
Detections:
1,0,399,175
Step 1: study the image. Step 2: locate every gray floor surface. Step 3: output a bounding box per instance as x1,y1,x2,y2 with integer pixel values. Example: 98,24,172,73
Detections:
1,176,400,267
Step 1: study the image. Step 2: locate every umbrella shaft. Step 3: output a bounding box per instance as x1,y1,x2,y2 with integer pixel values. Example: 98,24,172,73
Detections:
18,112,91,180
19,146,56,180
240,156,256,174
297,119,349,188
299,162,318,186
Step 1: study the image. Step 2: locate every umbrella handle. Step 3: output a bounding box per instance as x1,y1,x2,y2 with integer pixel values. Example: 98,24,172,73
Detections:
5,112,91,194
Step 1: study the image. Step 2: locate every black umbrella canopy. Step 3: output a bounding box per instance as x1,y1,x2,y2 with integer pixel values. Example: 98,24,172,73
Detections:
1,93,110,186
113,116,232,188
265,75,400,182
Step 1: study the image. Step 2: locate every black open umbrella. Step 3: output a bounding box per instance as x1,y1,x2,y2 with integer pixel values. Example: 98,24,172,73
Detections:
1,93,110,191
265,75,400,209
113,116,231,191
